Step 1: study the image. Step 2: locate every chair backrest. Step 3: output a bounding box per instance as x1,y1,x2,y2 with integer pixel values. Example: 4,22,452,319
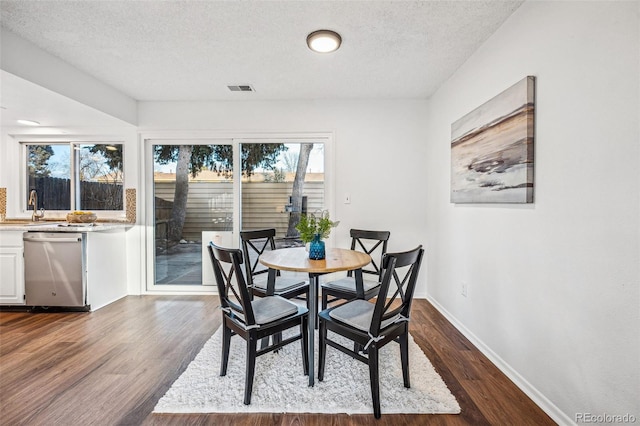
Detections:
240,228,278,285
369,245,424,336
207,242,257,326
348,229,391,279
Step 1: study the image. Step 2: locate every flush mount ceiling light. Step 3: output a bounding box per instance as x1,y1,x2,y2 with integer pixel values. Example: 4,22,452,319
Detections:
307,30,342,53
17,119,40,126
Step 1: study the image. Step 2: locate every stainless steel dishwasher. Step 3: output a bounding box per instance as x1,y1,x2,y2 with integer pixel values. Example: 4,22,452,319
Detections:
23,232,87,308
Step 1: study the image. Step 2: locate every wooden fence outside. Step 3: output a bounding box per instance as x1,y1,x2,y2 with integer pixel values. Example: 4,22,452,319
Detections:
154,181,325,241
30,177,123,210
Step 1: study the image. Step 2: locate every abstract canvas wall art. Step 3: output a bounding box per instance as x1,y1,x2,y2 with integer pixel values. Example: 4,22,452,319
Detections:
451,76,535,203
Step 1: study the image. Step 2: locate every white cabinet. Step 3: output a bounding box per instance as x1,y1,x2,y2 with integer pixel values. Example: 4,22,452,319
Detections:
0,231,25,305
85,228,127,310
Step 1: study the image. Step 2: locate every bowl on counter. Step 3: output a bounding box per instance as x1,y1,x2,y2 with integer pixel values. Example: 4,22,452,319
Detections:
66,212,97,223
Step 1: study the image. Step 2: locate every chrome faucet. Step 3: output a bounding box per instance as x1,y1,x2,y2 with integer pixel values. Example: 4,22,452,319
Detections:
28,189,45,221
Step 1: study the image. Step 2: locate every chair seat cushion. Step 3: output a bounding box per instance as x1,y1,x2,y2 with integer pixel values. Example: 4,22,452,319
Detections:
322,276,380,293
248,296,299,325
253,275,307,293
328,299,398,331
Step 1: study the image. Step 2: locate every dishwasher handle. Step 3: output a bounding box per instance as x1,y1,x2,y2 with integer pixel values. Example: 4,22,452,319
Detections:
23,235,82,243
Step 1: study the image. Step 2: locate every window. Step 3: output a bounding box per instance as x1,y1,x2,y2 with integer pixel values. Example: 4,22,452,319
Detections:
25,142,124,212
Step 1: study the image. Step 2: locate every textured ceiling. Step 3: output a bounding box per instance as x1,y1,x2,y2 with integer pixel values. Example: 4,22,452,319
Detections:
0,1,523,102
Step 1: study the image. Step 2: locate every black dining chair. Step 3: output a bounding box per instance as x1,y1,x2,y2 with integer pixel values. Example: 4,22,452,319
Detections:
240,228,310,302
207,242,309,405
317,245,424,419
321,229,390,310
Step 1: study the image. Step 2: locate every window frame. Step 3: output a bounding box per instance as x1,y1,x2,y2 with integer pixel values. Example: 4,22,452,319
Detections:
20,139,126,217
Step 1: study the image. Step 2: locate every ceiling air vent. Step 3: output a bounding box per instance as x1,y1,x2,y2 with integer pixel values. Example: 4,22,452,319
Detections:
227,85,255,92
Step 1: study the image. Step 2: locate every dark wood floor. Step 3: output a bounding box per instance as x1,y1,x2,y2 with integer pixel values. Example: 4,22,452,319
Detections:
0,296,555,425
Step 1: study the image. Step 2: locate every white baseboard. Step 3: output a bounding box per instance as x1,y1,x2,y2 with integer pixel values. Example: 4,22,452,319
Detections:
427,296,575,426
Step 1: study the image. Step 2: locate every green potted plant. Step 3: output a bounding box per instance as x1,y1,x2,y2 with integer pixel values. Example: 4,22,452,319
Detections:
296,210,339,259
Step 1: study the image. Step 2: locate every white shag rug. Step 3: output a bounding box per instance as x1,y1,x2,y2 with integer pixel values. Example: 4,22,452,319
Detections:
154,326,460,415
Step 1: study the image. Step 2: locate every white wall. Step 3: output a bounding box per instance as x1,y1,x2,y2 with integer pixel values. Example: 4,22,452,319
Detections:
1,29,138,125
138,99,430,294
425,1,639,424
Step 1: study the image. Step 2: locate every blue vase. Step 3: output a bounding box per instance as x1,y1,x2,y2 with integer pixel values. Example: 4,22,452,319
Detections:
309,233,325,260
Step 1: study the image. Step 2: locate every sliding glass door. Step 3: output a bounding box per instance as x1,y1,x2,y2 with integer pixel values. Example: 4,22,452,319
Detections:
146,139,236,291
144,135,330,293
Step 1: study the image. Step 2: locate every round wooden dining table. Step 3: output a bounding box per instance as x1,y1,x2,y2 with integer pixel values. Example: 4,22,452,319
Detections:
259,246,371,386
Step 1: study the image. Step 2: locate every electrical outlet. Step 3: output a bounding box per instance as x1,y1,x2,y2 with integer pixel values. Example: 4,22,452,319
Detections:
461,282,468,297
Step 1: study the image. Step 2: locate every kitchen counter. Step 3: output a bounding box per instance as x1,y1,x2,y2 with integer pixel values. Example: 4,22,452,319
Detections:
0,220,132,232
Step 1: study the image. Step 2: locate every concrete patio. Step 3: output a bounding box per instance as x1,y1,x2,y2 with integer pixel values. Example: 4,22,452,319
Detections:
155,238,303,285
